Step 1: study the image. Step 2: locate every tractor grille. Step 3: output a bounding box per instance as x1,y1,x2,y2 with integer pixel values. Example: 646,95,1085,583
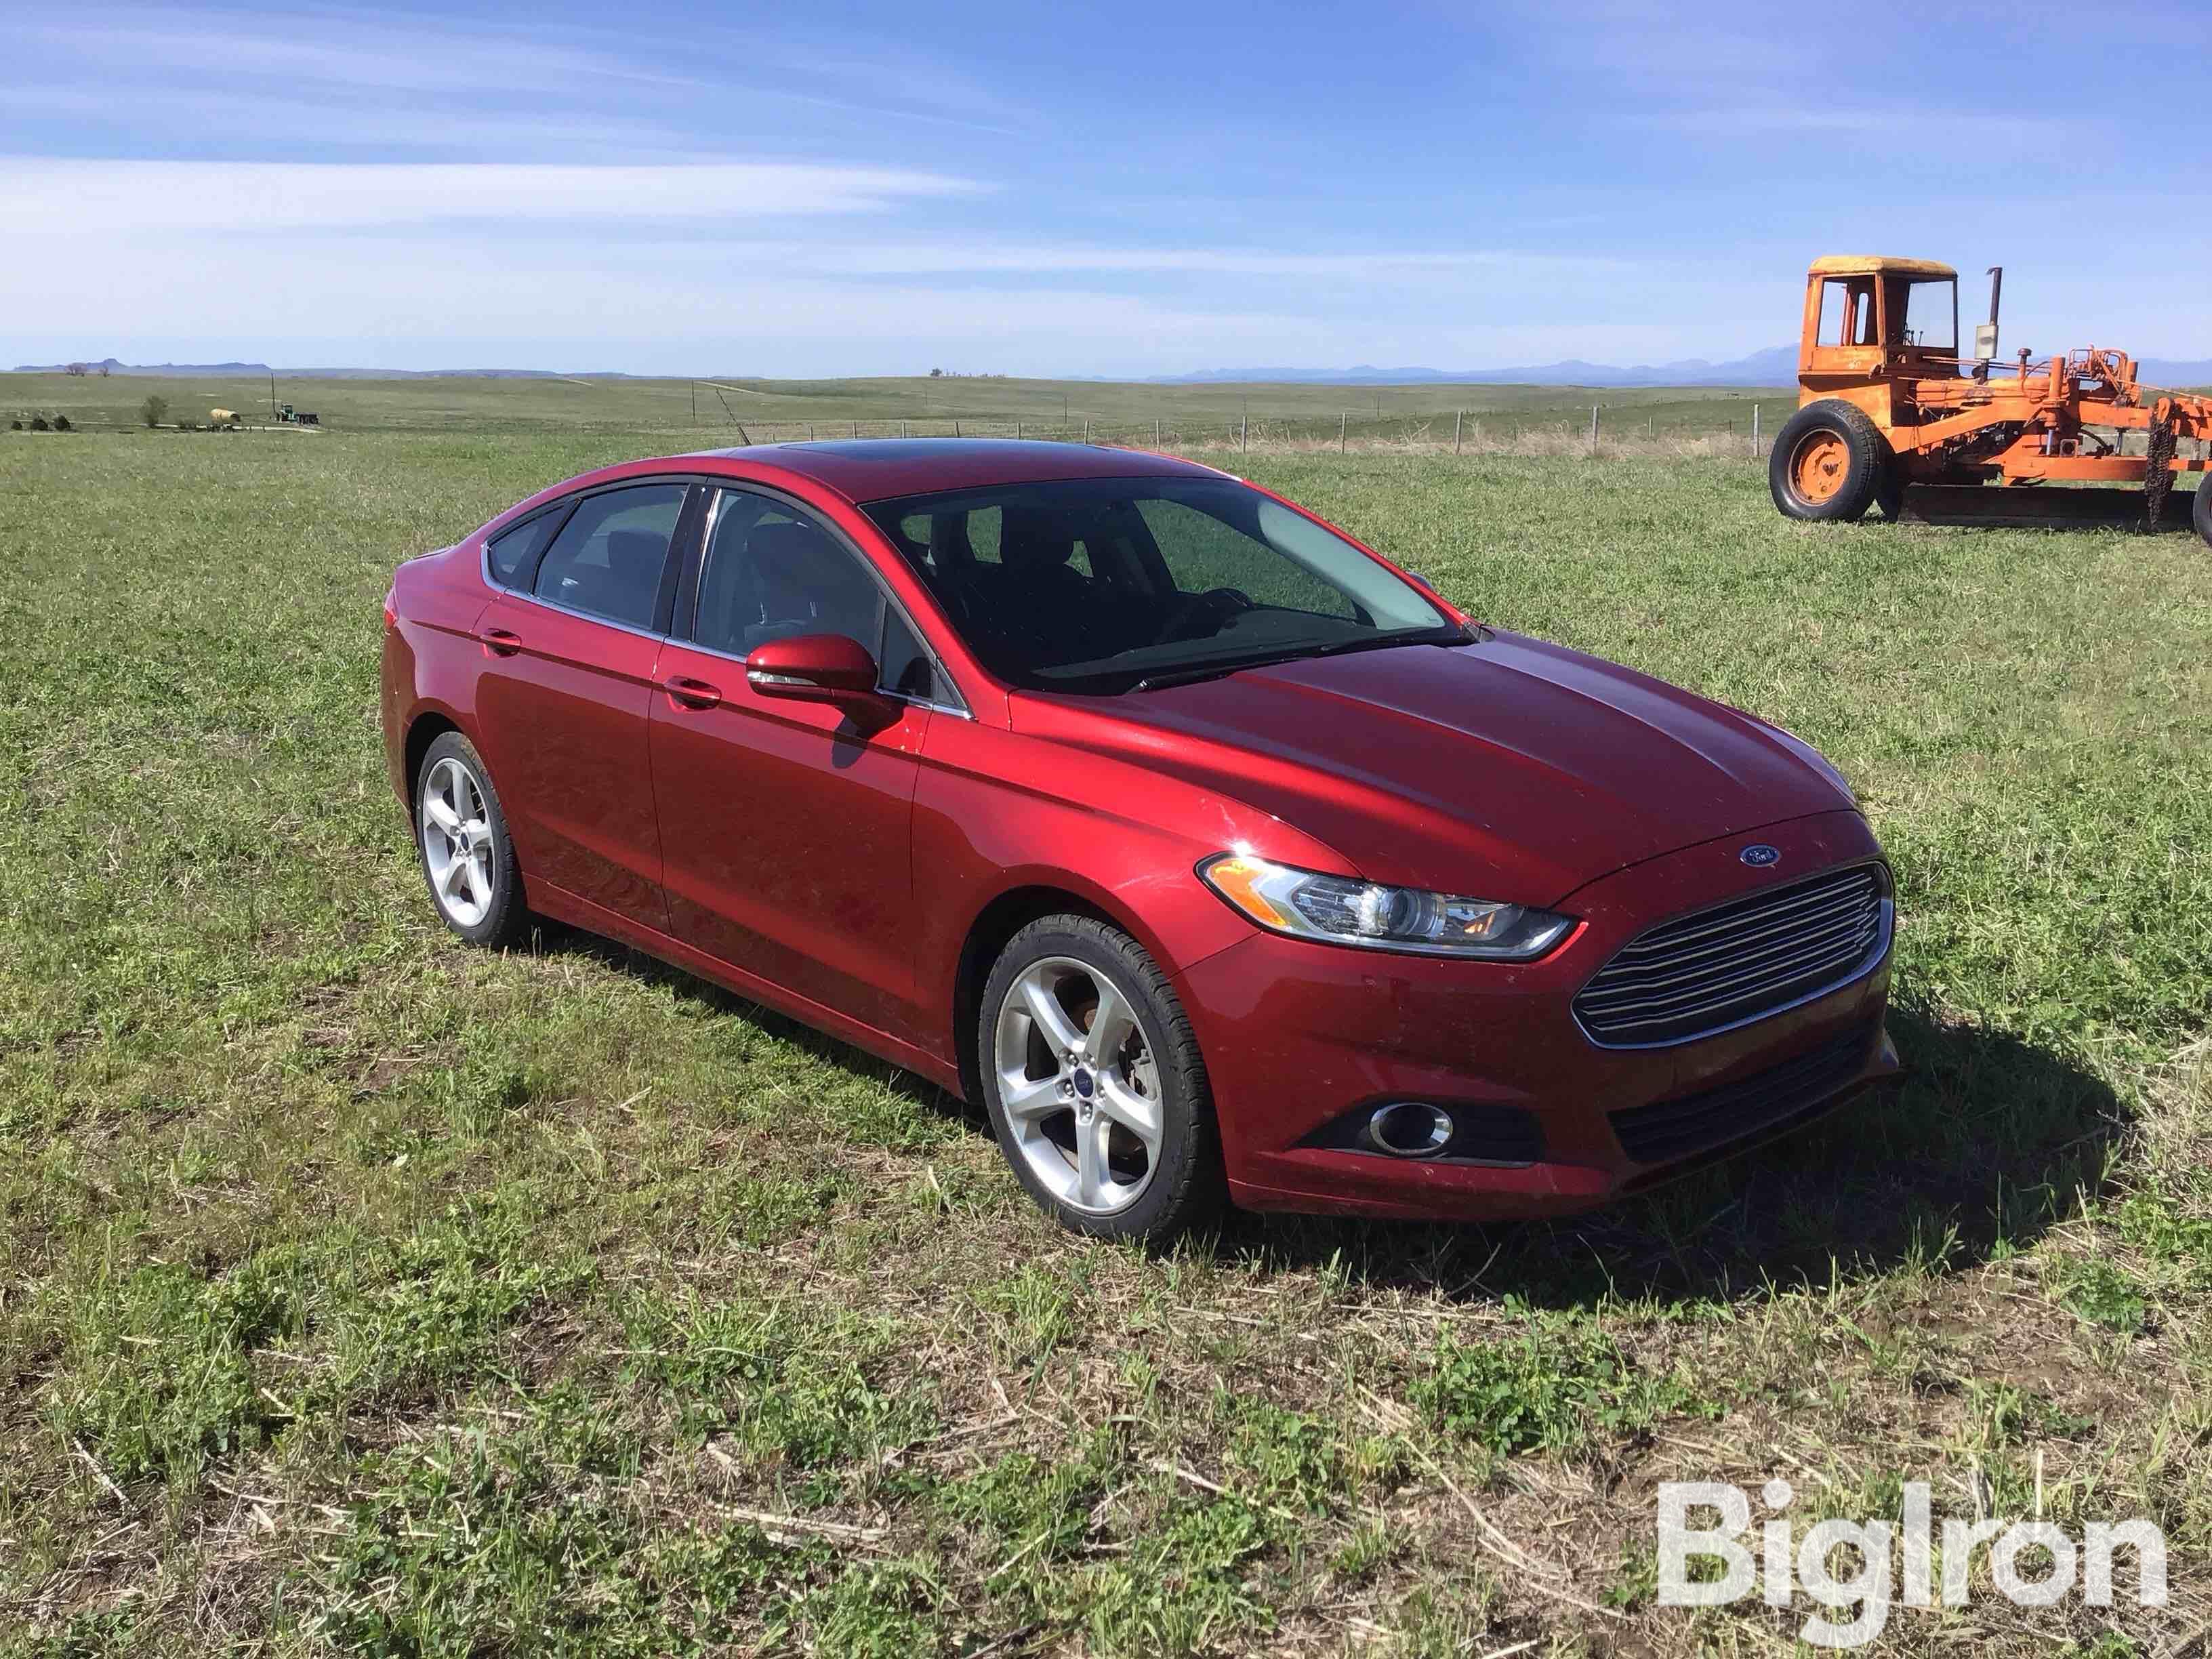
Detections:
1610,1020,1878,1166
1574,863,1889,1048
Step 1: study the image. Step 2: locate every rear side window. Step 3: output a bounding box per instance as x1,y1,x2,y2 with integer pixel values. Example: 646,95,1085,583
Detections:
485,508,565,587
533,483,689,629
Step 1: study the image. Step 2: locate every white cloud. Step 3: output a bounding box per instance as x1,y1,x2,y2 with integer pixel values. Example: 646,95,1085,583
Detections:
0,159,987,233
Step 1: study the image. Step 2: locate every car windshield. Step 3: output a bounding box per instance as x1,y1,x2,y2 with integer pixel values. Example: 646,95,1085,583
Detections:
863,476,1461,694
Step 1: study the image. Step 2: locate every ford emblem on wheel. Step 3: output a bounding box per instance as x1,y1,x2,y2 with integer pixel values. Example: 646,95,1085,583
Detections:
1740,844,1783,868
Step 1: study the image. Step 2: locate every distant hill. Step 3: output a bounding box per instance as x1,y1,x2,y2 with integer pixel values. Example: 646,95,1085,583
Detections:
8,358,629,379
14,350,2209,388
10,357,274,376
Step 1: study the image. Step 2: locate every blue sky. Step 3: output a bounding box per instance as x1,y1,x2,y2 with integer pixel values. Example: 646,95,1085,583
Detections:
6,1,2209,376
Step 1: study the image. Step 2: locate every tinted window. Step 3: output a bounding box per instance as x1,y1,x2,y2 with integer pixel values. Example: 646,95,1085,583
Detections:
866,477,1454,695
695,490,884,658
486,508,565,587
532,484,687,629
880,607,939,701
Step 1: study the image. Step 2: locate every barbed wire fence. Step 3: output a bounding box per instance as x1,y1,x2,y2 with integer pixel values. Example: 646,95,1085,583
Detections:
699,403,1782,460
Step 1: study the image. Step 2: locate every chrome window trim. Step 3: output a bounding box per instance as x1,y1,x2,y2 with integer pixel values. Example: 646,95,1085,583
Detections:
1572,860,1894,1052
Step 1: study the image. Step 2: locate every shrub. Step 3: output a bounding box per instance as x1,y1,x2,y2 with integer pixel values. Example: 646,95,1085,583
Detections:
140,394,168,429
28,415,49,432
53,414,71,432
7,419,19,431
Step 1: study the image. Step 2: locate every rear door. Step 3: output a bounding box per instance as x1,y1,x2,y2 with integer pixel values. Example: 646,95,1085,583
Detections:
472,480,697,933
649,487,945,1040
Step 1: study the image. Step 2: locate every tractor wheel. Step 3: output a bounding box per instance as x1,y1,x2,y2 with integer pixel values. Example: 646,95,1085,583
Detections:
1770,401,1895,523
2195,478,2212,549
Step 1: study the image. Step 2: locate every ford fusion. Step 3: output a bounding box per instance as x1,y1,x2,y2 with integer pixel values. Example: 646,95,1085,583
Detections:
380,440,1900,1241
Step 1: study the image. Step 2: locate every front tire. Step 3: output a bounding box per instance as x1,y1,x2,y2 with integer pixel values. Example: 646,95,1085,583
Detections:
2194,479,2211,549
1770,399,1896,523
414,732,528,947
979,916,1222,1243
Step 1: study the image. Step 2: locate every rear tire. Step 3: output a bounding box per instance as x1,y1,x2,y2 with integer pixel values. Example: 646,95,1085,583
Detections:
414,732,528,948
1770,400,1896,523
979,916,1223,1244
2194,478,2212,549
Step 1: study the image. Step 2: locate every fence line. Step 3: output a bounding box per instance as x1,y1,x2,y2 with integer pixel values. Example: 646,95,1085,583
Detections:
694,403,1778,459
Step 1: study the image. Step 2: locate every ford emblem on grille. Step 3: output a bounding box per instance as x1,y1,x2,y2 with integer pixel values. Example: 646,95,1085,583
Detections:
1739,844,1782,868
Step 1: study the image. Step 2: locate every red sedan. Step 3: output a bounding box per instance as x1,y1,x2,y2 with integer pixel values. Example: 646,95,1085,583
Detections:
381,440,1900,1240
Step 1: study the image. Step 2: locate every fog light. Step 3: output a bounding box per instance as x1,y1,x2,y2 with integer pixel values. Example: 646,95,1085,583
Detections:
1362,1101,1454,1159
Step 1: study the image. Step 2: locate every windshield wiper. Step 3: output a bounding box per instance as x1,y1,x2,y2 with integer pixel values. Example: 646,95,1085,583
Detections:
1129,628,1461,693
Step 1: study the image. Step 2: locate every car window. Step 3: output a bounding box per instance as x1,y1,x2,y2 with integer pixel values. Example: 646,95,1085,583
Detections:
485,506,566,587
1134,497,1352,617
532,483,688,629
695,489,886,659
880,607,940,702
866,478,1453,695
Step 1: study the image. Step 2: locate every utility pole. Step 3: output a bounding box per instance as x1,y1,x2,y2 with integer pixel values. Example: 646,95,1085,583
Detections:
1454,410,1463,455
691,380,697,422
1339,411,1347,452
269,372,277,420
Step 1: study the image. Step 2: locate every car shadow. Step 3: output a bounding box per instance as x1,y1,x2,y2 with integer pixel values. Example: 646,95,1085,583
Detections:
526,919,977,1120
523,920,2125,1306
1216,1006,2130,1308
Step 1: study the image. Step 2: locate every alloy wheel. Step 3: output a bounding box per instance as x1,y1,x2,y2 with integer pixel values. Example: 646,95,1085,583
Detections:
993,956,1164,1214
420,756,495,928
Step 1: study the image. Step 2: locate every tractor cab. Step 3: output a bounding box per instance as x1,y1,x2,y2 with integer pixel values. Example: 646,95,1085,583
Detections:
1798,256,1959,413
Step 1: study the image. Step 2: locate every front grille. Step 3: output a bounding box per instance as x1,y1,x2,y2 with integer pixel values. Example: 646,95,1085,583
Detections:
1574,863,1889,1048
1610,1020,1877,1166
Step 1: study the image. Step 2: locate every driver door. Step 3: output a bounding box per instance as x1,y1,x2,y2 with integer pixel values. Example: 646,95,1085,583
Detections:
649,488,939,1042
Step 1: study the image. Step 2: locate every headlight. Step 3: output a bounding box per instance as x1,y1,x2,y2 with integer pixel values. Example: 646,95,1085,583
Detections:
1198,853,1574,960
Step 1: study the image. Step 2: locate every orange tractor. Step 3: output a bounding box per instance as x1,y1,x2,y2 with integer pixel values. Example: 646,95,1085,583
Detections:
1769,255,2212,547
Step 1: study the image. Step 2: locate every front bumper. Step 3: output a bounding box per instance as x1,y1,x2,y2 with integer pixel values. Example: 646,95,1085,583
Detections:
1175,809,1901,1221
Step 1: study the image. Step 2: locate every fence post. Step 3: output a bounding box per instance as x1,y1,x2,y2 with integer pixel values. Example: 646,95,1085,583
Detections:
1155,416,1161,447
900,419,907,438
1339,411,1347,452
1241,412,1248,450
1589,405,1600,451
954,418,960,436
806,423,815,440
1084,419,1091,443
1750,403,1761,458
1454,409,1463,456
1014,419,1020,441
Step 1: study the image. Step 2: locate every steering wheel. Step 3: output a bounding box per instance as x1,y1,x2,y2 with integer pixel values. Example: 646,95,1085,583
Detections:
1155,586,1258,643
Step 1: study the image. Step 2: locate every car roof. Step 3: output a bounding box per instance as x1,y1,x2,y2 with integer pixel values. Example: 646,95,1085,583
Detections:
680,438,1229,504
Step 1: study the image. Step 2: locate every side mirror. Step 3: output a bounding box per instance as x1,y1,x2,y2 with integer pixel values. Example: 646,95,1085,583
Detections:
745,633,883,705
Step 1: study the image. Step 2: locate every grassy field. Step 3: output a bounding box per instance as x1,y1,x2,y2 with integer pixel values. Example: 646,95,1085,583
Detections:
1,421,2208,1655
1,369,1782,451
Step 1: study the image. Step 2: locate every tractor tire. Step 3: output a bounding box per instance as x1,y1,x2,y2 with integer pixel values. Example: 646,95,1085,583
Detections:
1770,400,1896,523
2195,478,2212,549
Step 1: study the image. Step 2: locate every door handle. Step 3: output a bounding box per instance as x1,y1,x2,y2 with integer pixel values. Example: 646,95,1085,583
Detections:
477,628,523,657
661,675,722,710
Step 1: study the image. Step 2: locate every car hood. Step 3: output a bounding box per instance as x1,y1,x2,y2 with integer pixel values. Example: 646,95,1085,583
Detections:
1027,631,1854,905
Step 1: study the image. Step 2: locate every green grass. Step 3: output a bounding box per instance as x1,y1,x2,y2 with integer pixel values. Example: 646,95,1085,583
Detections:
1,422,2208,1654
1,367,1782,449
